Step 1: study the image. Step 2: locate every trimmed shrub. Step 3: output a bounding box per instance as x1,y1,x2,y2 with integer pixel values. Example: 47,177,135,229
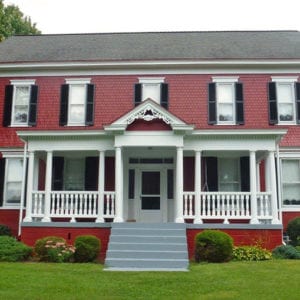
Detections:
34,236,75,263
233,245,272,261
0,236,32,262
195,230,233,263
286,217,300,246
74,235,101,263
0,224,11,236
272,245,300,259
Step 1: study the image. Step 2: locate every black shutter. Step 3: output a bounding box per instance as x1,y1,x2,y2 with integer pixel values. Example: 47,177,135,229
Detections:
235,83,244,125
59,84,69,126
3,85,13,127
134,83,142,106
160,83,169,109
240,156,250,192
52,157,64,191
295,82,300,124
268,82,278,125
206,157,218,191
85,157,99,191
0,158,5,206
208,83,217,124
85,84,95,126
28,85,38,126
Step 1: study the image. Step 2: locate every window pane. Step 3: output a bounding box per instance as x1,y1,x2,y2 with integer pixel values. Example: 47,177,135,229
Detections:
69,105,85,123
6,182,22,203
15,86,30,105
141,197,160,210
14,107,28,123
279,104,294,121
282,185,300,201
218,103,233,121
64,159,85,190
142,172,160,195
217,84,233,103
282,160,300,182
142,84,160,103
277,84,293,103
7,159,23,181
69,85,86,104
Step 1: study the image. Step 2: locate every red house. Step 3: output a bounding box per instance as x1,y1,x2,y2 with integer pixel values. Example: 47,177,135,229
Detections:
0,31,299,268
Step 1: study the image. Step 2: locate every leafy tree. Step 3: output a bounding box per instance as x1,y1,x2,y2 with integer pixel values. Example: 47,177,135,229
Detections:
0,0,40,41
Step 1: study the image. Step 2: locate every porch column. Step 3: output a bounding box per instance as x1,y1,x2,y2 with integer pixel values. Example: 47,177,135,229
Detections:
175,146,184,223
114,147,124,222
267,151,280,224
250,151,259,224
96,150,105,223
23,151,34,222
194,150,202,224
42,151,53,222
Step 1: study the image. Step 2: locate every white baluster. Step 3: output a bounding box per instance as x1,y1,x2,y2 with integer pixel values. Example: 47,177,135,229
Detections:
211,194,216,217
231,194,235,216
221,194,225,217
216,194,220,217
184,194,188,216
79,194,83,215
236,194,240,217
38,193,43,215
33,193,37,215
111,194,115,216
202,194,207,217
207,194,211,216
189,194,193,217
245,194,250,217
74,194,78,216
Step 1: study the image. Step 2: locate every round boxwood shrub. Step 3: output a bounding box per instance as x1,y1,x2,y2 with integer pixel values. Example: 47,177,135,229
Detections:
34,236,75,262
0,224,11,236
272,245,300,259
286,217,300,246
74,235,101,263
195,230,233,263
0,236,32,262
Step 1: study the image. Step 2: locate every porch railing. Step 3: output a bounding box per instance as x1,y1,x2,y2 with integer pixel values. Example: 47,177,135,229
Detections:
183,191,272,223
31,191,116,221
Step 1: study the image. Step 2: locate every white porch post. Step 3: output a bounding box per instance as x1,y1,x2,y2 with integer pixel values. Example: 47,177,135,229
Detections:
194,150,202,224
96,150,105,223
250,150,259,224
175,146,184,223
114,146,124,222
42,151,53,222
23,151,34,222
267,151,280,224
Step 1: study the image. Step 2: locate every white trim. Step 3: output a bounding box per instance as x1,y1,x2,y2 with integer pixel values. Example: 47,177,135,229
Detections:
282,207,300,212
271,76,298,82
65,78,91,84
212,76,239,83
10,79,36,85
191,129,287,137
138,77,165,84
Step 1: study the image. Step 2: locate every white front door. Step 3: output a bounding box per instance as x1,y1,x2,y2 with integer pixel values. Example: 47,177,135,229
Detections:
139,170,164,222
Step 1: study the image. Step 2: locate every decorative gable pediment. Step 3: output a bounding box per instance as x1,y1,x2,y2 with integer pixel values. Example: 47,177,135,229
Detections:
104,99,194,134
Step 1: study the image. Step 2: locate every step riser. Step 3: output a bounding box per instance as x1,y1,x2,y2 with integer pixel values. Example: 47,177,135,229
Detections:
112,223,186,229
109,236,186,243
106,251,188,260
112,228,186,236
108,243,187,251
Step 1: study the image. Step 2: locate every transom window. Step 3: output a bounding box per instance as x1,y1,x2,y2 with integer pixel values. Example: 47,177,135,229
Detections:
281,159,300,206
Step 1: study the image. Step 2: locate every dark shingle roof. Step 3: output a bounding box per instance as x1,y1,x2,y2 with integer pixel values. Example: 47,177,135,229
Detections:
0,31,300,63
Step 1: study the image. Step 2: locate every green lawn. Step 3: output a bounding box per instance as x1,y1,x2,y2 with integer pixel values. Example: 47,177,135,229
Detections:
0,260,299,300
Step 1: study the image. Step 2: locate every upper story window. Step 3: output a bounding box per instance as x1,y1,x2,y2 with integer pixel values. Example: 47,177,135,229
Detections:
269,77,300,125
3,80,38,127
134,78,168,109
208,77,244,125
60,78,95,126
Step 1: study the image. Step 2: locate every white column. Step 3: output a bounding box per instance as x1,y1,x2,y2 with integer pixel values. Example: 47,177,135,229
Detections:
264,157,271,192
114,147,124,222
268,151,280,224
175,147,184,223
194,150,202,224
42,151,53,222
23,151,34,222
96,150,105,223
250,151,259,224
256,161,261,192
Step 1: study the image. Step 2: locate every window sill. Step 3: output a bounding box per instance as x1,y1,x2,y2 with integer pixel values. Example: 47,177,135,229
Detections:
65,124,87,127
0,206,23,210
282,206,300,212
9,124,30,128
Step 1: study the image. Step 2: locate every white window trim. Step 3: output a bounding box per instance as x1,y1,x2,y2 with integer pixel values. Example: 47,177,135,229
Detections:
65,78,91,85
271,76,298,83
3,157,23,208
10,79,36,86
212,76,239,83
138,77,165,84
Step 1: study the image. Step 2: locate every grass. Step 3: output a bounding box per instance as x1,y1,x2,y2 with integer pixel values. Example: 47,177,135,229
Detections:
0,260,299,300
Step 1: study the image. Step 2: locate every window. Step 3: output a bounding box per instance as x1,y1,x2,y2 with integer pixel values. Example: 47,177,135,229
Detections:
281,159,300,206
64,158,85,191
60,79,94,126
3,158,23,206
3,80,38,127
208,77,244,125
218,158,240,191
269,77,300,125
134,78,168,109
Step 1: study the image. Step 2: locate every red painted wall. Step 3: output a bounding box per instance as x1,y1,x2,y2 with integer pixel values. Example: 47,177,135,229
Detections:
21,226,111,262
186,228,283,260
0,209,21,237
282,212,300,231
1,74,300,147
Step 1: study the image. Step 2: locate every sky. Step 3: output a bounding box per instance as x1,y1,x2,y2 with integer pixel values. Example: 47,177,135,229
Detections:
4,0,300,34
